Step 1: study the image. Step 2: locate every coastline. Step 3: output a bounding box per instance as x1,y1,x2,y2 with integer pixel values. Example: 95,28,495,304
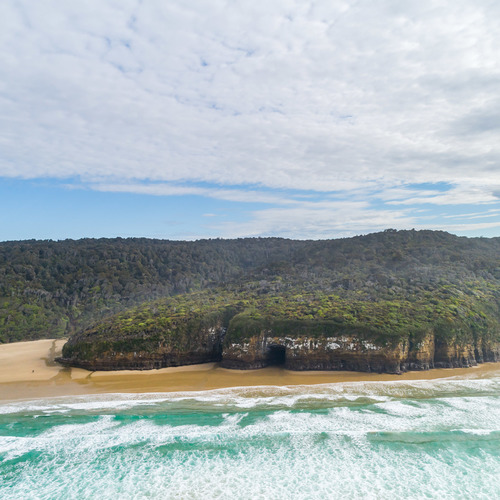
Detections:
1,339,499,402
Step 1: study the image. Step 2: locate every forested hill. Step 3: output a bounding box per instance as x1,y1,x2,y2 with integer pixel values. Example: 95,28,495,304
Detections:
1,230,500,343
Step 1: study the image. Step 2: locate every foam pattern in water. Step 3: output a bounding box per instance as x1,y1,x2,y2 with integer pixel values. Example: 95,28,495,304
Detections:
1,377,500,499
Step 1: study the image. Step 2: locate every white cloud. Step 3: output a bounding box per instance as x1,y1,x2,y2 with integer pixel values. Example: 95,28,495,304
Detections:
443,209,500,220
384,183,500,206
214,202,416,239
1,0,499,238
91,182,296,205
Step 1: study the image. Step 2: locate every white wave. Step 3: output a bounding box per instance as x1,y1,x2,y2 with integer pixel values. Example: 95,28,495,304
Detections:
458,429,495,435
1,375,499,416
2,387,500,500
2,409,500,500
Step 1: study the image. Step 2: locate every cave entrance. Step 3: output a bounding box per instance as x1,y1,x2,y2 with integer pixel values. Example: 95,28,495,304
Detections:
267,344,286,366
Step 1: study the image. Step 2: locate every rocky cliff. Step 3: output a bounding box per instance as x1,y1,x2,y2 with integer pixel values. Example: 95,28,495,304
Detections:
221,329,500,374
59,302,236,370
58,287,500,374
60,320,500,374
61,324,226,371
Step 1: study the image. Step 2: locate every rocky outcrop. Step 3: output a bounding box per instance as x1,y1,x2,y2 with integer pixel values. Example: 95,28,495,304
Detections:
59,316,500,373
57,287,500,374
221,333,408,373
58,324,226,371
403,331,435,371
221,329,499,374
433,338,500,368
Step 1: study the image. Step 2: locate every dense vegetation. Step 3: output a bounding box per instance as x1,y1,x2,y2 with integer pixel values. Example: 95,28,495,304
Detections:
62,275,500,362
1,230,500,347
0,237,291,342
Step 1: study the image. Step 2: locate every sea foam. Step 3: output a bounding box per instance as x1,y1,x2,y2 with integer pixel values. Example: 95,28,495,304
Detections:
1,377,500,499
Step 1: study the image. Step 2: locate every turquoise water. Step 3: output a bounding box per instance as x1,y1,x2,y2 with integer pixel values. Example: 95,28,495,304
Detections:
1,376,500,499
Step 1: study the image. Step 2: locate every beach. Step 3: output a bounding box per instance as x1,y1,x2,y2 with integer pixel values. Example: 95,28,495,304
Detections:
2,339,500,499
1,339,499,402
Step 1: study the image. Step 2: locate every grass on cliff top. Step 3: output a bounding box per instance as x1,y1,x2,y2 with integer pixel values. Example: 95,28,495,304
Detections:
64,278,500,358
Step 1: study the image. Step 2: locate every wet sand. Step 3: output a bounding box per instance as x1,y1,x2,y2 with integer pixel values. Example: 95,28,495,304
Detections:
1,339,499,402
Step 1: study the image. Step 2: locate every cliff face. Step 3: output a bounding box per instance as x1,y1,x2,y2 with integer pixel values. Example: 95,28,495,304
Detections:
59,306,500,373
433,338,500,368
60,323,227,371
221,333,409,373
221,329,499,374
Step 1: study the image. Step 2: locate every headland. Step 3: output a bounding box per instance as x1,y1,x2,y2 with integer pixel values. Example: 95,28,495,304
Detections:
1,339,499,402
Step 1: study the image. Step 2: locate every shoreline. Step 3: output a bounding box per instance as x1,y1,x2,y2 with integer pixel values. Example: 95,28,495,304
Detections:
1,339,499,402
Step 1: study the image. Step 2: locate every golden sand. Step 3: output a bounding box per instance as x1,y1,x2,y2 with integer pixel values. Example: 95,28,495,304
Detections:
0,339,68,383
0,339,499,402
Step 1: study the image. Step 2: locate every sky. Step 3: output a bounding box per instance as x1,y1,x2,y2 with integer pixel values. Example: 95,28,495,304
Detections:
1,0,500,241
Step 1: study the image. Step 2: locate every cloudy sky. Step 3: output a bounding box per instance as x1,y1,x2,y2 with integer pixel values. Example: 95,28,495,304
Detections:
1,0,500,241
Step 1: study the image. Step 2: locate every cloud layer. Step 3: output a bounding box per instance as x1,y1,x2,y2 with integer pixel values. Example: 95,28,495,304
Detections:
1,0,499,238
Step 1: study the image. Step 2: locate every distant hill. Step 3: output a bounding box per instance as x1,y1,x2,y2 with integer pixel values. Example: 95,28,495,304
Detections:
2,230,500,350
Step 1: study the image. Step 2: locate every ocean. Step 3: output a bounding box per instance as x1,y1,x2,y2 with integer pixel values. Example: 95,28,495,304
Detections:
1,375,500,499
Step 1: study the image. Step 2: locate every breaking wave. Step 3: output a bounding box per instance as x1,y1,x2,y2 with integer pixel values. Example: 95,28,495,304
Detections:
1,376,500,499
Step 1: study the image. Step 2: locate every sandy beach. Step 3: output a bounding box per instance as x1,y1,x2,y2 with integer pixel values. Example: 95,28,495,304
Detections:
1,339,499,402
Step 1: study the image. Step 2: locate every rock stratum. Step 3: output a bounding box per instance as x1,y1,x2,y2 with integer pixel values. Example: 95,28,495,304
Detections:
221,328,500,373
60,317,500,373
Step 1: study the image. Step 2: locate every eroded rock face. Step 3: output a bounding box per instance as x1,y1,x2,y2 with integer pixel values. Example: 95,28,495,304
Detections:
221,330,499,374
433,338,500,368
59,314,500,374
404,332,435,371
58,325,226,371
221,332,409,373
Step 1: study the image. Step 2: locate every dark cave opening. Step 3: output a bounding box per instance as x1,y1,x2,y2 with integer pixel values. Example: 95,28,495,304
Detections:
267,344,286,366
